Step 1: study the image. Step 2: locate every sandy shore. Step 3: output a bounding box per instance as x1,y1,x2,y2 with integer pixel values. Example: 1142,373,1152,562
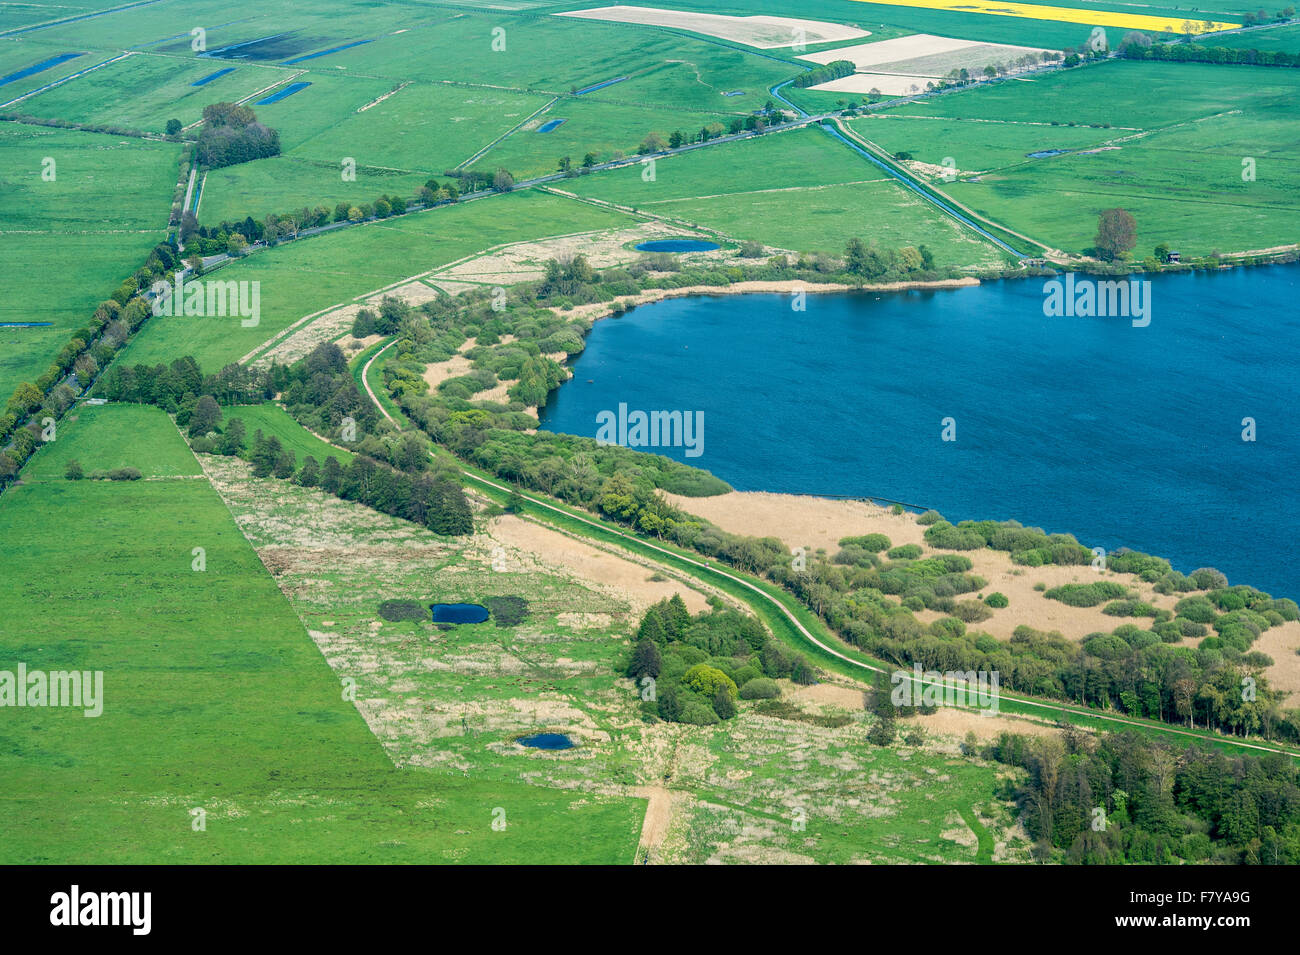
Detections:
662,489,1300,700
564,276,979,324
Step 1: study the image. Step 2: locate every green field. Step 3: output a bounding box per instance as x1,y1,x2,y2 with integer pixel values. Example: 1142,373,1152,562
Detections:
219,401,355,465
859,59,1300,254
1213,22,1300,51
20,402,202,479
118,189,637,374
0,405,643,863
14,53,290,131
0,122,175,399
567,125,1008,264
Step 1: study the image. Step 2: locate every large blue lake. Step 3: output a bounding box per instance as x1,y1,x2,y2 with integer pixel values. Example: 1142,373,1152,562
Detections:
539,265,1300,598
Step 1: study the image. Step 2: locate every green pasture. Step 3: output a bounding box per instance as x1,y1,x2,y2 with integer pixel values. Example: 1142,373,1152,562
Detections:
20,402,202,479
15,52,290,131
220,401,355,465
0,123,174,398
566,126,1008,264
118,189,636,373
863,60,1300,253
0,406,643,863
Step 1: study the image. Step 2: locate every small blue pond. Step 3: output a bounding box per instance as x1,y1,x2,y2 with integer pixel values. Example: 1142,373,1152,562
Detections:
191,67,235,86
256,81,311,105
537,117,566,133
0,322,53,327
518,733,575,750
431,602,489,624
723,90,745,97
635,239,720,253
1027,149,1069,158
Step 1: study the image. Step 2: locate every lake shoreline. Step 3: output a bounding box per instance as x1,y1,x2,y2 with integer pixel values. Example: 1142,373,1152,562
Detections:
563,276,981,326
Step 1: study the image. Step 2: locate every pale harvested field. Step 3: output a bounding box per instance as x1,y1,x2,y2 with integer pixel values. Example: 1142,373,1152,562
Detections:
663,489,926,555
664,489,1189,644
428,221,704,288
489,514,711,615
800,35,1056,95
801,33,974,68
556,6,870,48
812,73,940,96
1255,621,1300,704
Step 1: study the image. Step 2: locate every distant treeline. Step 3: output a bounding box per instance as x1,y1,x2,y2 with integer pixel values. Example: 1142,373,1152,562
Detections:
1122,39,1300,66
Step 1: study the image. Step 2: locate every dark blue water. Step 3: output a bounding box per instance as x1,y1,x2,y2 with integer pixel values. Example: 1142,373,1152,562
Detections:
191,67,235,87
518,733,575,750
431,603,489,623
635,239,720,252
574,76,627,95
539,266,1300,598
537,118,566,133
282,39,372,65
256,81,310,105
0,52,83,87
1027,149,1069,158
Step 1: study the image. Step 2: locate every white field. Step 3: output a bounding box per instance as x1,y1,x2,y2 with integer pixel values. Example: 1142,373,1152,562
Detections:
801,34,975,68
556,6,870,48
812,73,940,96
800,34,1058,96
802,33,1056,72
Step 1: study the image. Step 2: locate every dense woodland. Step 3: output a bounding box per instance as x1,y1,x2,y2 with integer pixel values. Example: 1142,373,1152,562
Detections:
627,596,814,725
196,102,281,169
984,727,1300,864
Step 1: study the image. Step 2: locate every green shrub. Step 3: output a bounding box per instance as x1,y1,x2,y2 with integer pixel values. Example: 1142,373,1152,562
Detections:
1174,595,1218,623
485,595,529,627
683,664,738,700
952,600,992,623
916,509,944,525
739,677,781,700
839,533,891,552
1102,599,1158,617
985,592,1009,609
1044,582,1130,607
923,521,984,550
888,544,922,560
378,599,428,622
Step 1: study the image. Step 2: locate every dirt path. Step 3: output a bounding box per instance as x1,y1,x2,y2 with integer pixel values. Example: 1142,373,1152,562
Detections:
632,786,673,860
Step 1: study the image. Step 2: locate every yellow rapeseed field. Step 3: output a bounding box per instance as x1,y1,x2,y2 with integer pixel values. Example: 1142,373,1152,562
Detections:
849,0,1238,34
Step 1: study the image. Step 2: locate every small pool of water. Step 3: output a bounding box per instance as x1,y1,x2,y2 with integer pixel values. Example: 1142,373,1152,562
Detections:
431,602,489,623
537,117,566,133
518,733,575,750
635,239,720,253
1027,148,1069,158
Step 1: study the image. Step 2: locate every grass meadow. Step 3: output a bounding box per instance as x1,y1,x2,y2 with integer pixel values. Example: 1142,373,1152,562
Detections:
0,123,175,399
858,60,1300,253
21,402,202,479
117,189,636,373
566,126,1009,265
0,405,643,863
219,401,355,466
